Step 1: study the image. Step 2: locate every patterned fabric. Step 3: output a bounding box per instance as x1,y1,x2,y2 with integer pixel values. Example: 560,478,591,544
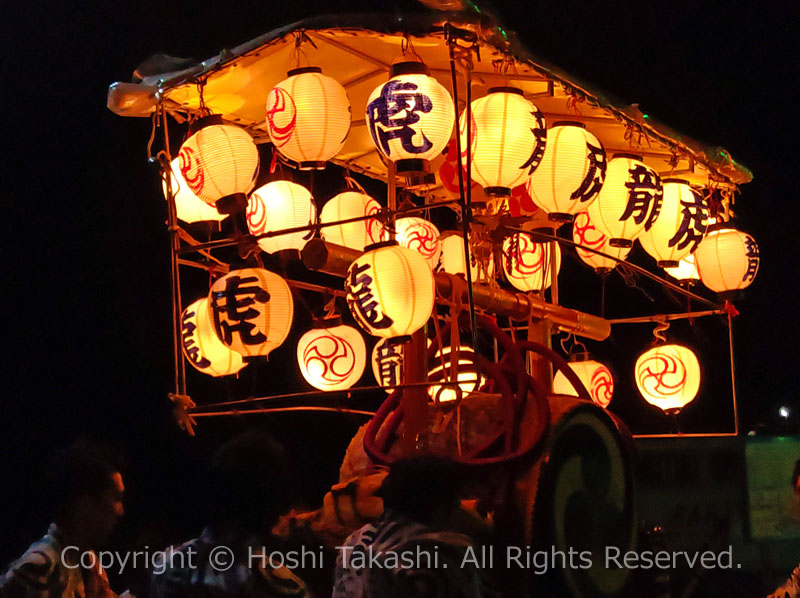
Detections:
0,524,115,598
769,563,800,598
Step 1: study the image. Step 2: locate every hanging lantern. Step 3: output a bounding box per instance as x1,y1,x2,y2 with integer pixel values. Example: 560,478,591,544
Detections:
296,319,366,391
438,233,494,282
526,122,606,221
552,357,614,408
320,191,384,251
502,233,561,292
208,268,294,358
639,180,709,267
366,61,455,175
572,211,631,272
587,154,663,248
372,337,405,391
635,344,701,413
428,346,484,403
663,254,700,282
181,298,246,377
391,217,441,269
345,242,435,340
460,87,547,197
246,181,317,254
162,159,226,224
177,116,259,214
265,67,351,169
694,227,760,293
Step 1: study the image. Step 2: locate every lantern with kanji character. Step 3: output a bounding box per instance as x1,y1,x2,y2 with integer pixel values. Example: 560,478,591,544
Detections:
181,298,246,377
552,356,614,408
320,191,384,251
663,254,700,282
246,181,317,254
345,242,435,340
266,67,351,169
694,227,760,294
163,159,226,224
587,154,662,248
208,268,294,358
428,345,484,403
572,211,631,272
438,232,494,282
391,216,441,269
502,233,561,292
635,344,701,413
526,122,606,221
296,319,366,391
372,337,405,391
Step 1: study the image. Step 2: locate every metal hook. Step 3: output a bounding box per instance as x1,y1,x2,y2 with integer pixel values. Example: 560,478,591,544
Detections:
653,318,670,343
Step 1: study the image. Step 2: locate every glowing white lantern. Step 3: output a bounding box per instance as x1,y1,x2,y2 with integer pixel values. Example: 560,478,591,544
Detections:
177,117,259,213
587,154,662,248
526,122,606,221
391,217,441,269
428,346,484,403
552,358,614,408
208,268,294,358
296,321,366,391
345,243,435,340
372,338,405,391
694,227,760,293
266,67,351,169
246,181,317,254
663,254,700,281
320,191,384,251
366,62,455,174
163,159,226,224
460,87,547,196
635,344,701,413
438,233,494,282
639,180,709,267
572,211,631,272
181,298,246,377
502,233,561,292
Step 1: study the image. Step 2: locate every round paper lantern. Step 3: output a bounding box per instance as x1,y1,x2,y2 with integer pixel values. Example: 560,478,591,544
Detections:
320,191,384,251
266,67,351,169
181,298,246,377
438,233,494,282
502,233,561,292
694,227,760,293
208,268,294,358
552,358,614,408
372,337,405,391
366,62,455,174
428,346,484,403
391,217,441,269
345,242,435,340
246,181,317,254
460,87,547,196
587,154,663,248
297,321,366,391
639,180,709,267
572,211,631,272
163,159,226,224
663,254,700,282
177,117,259,213
635,344,701,413
526,122,606,221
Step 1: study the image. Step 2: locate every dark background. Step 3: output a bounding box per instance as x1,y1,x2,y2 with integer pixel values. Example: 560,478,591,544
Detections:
0,0,797,582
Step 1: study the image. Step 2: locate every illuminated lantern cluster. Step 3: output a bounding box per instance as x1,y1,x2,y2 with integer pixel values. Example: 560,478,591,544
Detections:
391,217,441,269
163,159,226,224
177,118,259,214
552,358,614,408
246,181,317,254
428,346,484,403
527,122,606,221
663,254,700,282
635,344,701,413
572,211,631,272
320,191,383,251
502,233,561,292
345,243,435,340
208,268,294,358
366,62,455,174
266,67,351,169
372,338,405,391
438,233,494,282
587,154,662,248
694,227,760,293
181,298,246,377
296,320,366,391
462,87,547,196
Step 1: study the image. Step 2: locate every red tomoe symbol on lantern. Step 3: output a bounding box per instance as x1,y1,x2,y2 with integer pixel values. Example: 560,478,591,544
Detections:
403,222,439,260
265,87,297,147
246,191,268,235
365,199,383,245
507,235,545,279
302,334,356,383
637,353,687,397
178,146,205,196
573,211,607,251
591,366,614,407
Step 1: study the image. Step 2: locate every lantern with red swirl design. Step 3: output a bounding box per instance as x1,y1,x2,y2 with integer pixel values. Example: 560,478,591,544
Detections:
552,357,614,408
694,227,760,294
502,233,561,292
438,232,494,282
320,191,384,251
572,211,631,272
246,181,317,254
390,217,442,269
181,298,246,377
163,159,226,224
296,320,366,391
635,344,701,413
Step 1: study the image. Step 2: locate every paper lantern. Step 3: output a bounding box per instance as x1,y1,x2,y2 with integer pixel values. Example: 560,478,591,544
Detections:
181,298,246,377
297,321,366,391
694,227,760,293
265,67,351,169
572,211,631,272
526,122,606,221
372,338,405,391
438,233,494,282
208,268,294,358
428,346,484,403
460,87,547,196
391,217,441,269
320,191,384,251
246,181,317,254
366,62,455,174
162,159,226,224
345,242,435,340
502,233,561,292
639,180,709,267
587,154,663,248
635,344,701,413
663,254,700,281
177,117,259,214
552,358,614,408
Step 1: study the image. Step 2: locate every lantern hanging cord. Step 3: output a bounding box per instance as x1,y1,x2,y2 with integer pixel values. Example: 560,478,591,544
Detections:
652,318,670,343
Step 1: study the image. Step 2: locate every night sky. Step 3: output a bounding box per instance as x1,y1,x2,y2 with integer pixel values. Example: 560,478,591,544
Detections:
1,0,797,569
